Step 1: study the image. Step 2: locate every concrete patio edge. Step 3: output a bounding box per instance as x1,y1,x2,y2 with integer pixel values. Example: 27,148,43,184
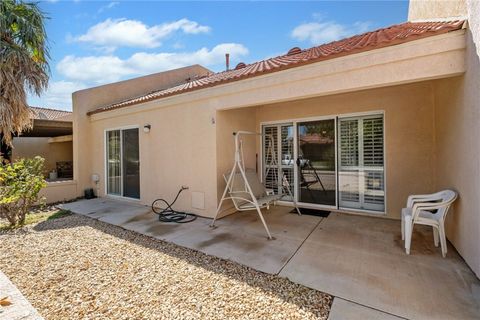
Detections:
0,270,43,320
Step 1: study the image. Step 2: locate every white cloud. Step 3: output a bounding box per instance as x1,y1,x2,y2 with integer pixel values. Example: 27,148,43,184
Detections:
75,18,211,50
98,1,119,14
28,81,87,109
57,43,248,84
57,55,132,83
172,41,185,49
291,20,373,45
129,43,249,74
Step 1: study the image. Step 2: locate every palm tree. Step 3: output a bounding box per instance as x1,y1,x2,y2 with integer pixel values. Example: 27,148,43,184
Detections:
0,0,49,153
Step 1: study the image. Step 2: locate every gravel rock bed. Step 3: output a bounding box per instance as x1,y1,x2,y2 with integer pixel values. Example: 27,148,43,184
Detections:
0,214,332,319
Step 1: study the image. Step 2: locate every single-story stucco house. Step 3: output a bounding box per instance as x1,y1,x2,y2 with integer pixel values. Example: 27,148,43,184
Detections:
72,0,480,278
3,106,76,204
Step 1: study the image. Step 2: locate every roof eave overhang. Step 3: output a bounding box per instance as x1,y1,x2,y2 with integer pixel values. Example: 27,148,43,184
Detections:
17,119,73,137
90,29,466,121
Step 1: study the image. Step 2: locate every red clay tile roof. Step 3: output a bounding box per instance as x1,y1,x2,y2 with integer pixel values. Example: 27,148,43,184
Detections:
30,106,72,121
88,20,464,115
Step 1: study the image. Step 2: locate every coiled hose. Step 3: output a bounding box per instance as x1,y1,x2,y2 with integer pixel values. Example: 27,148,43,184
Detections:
151,187,197,223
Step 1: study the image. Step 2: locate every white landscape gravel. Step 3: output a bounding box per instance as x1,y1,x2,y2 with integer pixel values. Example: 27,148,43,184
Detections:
0,214,332,319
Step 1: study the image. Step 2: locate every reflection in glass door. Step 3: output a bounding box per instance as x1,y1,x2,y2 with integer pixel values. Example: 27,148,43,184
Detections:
106,128,140,199
122,128,140,199
297,119,336,206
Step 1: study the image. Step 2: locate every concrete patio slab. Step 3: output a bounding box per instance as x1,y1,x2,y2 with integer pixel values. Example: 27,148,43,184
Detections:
61,198,150,225
328,298,403,320
279,212,480,320
168,218,318,274
120,212,314,274
0,271,43,320
61,198,480,319
62,198,322,274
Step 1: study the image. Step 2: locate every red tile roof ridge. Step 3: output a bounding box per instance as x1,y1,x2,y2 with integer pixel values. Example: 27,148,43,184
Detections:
88,20,465,116
29,106,72,121
30,106,72,113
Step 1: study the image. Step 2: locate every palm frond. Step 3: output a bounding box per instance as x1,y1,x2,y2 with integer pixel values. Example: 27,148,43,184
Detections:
0,0,50,146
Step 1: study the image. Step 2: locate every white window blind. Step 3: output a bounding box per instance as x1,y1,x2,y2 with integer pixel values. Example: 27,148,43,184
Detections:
262,124,294,200
339,115,384,212
280,125,294,196
363,117,384,167
263,125,279,193
340,119,359,167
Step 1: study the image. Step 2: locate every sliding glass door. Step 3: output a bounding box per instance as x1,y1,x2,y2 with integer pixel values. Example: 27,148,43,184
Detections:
297,119,336,207
106,128,140,199
338,115,384,212
262,113,384,213
106,130,121,195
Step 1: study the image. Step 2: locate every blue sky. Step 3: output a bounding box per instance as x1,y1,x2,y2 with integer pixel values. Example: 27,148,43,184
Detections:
28,0,409,110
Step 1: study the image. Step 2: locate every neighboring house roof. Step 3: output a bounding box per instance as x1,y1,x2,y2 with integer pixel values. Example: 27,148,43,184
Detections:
18,107,73,138
88,20,464,116
30,106,72,122
300,134,335,144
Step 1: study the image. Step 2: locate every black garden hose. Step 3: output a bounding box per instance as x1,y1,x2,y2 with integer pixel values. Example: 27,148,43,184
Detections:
151,187,197,223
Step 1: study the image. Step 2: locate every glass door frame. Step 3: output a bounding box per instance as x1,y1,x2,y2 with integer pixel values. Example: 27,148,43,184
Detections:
260,115,338,211
104,125,141,200
260,111,386,215
294,116,338,210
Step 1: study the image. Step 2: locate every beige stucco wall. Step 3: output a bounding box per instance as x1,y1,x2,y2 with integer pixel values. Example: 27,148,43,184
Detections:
214,73,480,277
72,64,212,201
81,81,438,222
433,34,480,278
85,103,218,216
81,81,437,221
39,180,78,204
252,82,436,220
79,97,253,218
467,0,480,57
408,0,480,279
214,82,438,220
215,108,258,215
12,137,73,176
408,0,467,20
11,137,76,204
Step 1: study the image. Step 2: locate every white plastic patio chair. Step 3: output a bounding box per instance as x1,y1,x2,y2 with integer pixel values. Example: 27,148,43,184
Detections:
401,190,457,257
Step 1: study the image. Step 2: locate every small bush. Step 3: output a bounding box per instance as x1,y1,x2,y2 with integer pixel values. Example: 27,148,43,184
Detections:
0,156,47,226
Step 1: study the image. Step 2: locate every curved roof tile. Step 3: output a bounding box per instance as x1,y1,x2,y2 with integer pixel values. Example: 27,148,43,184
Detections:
88,20,464,115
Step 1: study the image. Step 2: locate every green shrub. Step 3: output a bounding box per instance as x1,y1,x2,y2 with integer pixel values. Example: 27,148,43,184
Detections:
0,156,47,226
